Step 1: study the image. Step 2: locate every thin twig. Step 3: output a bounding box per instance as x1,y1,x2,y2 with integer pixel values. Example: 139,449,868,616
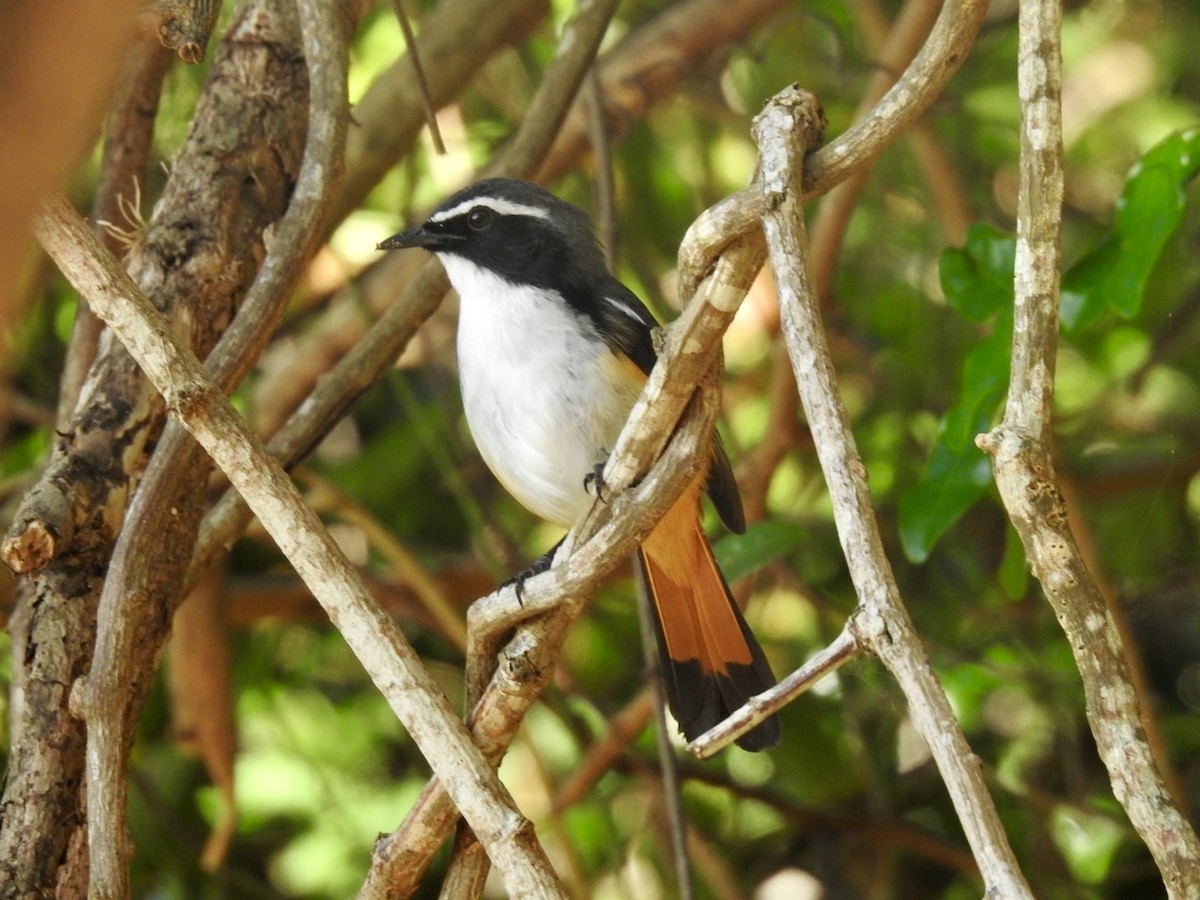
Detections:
389,0,446,154
332,0,548,229
550,689,654,812
586,68,618,270
691,627,858,757
300,471,469,652
634,555,693,900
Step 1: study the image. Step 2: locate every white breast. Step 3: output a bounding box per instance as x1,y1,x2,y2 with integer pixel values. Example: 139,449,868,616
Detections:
442,255,642,528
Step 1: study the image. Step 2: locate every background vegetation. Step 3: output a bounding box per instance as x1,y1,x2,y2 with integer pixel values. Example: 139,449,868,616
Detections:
2,0,1200,897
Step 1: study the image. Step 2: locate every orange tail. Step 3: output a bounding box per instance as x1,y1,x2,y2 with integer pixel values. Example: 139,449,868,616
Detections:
638,485,780,751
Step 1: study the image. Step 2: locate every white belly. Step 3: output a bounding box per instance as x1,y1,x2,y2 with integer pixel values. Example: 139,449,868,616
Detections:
446,256,643,528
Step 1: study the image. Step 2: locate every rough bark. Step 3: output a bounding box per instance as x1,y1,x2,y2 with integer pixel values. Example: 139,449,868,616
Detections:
0,0,314,892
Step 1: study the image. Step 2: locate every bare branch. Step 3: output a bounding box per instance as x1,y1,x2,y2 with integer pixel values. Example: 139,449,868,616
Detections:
976,0,1200,893
301,471,470,653
691,627,858,757
754,84,1034,898
78,0,356,890
331,0,550,229
674,0,991,295
35,192,568,900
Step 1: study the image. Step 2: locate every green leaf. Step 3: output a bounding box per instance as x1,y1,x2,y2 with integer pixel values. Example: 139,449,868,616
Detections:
939,223,1016,323
900,237,1015,562
899,432,994,564
714,519,808,582
940,310,1013,453
1061,234,1117,331
1062,128,1200,331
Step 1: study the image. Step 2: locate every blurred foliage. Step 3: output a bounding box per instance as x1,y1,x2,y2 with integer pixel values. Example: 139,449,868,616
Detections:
3,0,1200,897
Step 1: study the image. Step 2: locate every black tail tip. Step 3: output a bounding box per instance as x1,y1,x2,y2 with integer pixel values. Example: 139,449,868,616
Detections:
666,659,782,752
732,715,782,752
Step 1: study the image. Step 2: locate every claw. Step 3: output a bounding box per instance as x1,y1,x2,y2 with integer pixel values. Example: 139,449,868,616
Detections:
500,537,565,603
583,461,607,502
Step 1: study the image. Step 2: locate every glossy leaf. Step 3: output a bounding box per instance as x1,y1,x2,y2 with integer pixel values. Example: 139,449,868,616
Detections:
714,519,809,582
900,232,1015,561
899,424,994,563
939,223,1016,323
1062,128,1200,331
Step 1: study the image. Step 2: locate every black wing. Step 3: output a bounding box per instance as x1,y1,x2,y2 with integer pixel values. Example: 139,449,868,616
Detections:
595,279,745,535
595,278,658,375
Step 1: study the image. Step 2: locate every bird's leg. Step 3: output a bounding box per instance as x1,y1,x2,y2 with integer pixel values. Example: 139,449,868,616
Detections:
502,535,566,603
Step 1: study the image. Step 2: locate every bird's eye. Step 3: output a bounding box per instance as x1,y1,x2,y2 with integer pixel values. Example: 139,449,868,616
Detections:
467,207,494,231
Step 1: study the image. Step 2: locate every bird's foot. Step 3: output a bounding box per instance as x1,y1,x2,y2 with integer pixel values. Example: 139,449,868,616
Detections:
583,460,608,502
501,536,565,604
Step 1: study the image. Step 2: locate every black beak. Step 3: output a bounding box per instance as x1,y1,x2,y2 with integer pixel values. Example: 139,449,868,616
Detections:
377,225,462,252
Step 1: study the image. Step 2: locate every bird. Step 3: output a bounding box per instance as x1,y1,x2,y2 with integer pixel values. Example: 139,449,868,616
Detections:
379,177,780,751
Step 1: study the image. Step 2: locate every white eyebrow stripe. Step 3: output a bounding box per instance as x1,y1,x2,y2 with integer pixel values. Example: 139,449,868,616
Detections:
429,197,551,224
605,296,646,324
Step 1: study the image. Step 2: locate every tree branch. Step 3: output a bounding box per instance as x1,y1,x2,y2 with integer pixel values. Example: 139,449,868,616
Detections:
0,0,317,890
77,0,356,891
976,0,1200,893
754,84,1033,898
330,0,549,229
35,190,568,899
674,0,991,302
